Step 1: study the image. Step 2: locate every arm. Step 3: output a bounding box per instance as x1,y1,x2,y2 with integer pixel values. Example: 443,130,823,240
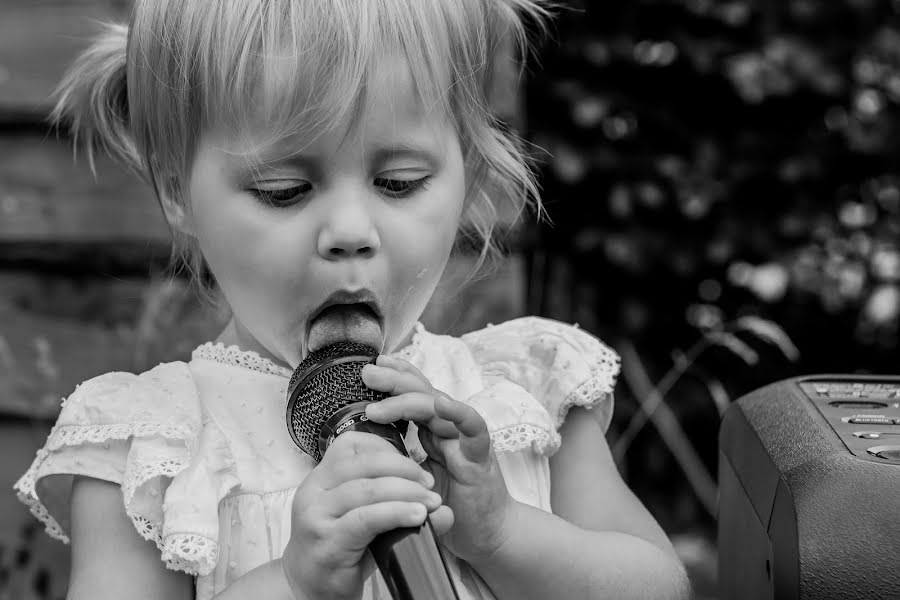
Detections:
68,476,194,600
468,406,692,600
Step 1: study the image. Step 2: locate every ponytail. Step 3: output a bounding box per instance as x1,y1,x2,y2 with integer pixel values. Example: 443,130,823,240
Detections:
50,23,140,176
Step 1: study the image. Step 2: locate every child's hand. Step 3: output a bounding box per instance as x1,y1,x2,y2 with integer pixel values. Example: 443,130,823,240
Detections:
282,431,446,600
361,355,515,564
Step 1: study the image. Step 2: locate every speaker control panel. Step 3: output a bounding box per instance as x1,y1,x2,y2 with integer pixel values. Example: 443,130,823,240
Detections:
798,377,900,464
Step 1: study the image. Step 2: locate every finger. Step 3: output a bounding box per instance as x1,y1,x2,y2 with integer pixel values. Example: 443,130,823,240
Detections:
322,445,433,489
366,393,459,438
326,477,443,517
361,363,432,396
374,354,424,377
336,501,429,550
435,394,491,462
324,429,401,460
426,505,455,537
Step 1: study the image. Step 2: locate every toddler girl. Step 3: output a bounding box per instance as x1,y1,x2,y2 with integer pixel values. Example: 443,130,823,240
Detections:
14,1,690,598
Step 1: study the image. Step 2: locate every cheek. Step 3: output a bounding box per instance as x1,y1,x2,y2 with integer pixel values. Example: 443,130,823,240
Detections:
384,173,463,313
187,164,302,305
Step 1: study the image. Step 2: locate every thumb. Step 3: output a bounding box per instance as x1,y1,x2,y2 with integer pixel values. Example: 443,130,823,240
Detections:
427,505,455,537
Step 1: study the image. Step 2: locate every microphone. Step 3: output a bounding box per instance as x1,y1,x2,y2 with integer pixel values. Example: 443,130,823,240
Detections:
285,341,460,600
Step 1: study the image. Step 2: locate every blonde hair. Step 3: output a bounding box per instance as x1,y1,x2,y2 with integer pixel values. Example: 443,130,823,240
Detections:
52,0,552,300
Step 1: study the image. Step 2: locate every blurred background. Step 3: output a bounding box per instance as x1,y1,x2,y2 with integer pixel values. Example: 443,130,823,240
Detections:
2,0,900,598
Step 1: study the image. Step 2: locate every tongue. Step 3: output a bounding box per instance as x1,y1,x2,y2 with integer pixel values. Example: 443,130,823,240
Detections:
307,304,384,354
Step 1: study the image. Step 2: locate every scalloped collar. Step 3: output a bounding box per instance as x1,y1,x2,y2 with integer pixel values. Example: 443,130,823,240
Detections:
191,322,426,377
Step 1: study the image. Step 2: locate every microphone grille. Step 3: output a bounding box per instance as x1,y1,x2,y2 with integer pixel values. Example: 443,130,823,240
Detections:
286,342,388,461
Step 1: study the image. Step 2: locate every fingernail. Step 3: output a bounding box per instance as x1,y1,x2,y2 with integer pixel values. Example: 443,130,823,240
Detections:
427,491,442,507
421,471,434,488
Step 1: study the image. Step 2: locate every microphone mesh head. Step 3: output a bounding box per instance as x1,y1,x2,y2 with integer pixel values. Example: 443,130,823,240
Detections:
286,342,388,461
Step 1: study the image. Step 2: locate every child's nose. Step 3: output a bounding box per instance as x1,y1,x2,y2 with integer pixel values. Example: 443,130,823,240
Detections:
316,190,381,260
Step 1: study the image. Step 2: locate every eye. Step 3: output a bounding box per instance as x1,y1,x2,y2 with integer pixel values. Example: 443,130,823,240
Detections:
248,182,312,208
375,176,431,197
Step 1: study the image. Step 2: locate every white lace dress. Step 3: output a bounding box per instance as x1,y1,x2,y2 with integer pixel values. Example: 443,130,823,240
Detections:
13,316,620,600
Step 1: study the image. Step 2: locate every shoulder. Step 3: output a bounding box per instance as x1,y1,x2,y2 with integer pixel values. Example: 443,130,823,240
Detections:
55,361,201,430
461,316,621,433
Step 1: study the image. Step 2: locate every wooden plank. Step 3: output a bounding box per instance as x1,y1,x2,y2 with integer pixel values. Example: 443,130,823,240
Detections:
0,0,131,116
0,274,224,420
0,132,168,243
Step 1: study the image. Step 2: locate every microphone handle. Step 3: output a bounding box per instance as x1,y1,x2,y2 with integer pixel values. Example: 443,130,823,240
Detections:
320,403,460,600
371,517,460,600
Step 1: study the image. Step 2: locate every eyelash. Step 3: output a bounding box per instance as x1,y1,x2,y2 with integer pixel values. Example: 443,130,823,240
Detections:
249,177,432,208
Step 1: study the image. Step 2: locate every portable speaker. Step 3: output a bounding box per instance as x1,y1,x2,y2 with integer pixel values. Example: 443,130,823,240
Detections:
718,375,900,600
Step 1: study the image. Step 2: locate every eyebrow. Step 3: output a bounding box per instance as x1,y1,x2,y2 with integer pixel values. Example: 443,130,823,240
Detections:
259,142,443,172
368,143,443,168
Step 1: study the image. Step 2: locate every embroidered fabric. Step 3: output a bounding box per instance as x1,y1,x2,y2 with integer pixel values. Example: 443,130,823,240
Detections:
13,418,221,576
464,316,621,432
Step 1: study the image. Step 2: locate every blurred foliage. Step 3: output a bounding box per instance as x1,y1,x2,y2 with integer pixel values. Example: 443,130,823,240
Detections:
523,0,900,535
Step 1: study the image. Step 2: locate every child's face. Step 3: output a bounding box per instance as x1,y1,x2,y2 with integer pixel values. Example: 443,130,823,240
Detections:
183,56,465,367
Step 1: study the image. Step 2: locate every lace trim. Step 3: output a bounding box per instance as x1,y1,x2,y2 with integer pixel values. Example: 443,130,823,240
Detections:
191,322,427,376
161,533,219,575
129,517,218,575
14,484,67,543
121,454,192,508
45,422,198,454
555,349,621,428
490,423,560,455
193,343,293,378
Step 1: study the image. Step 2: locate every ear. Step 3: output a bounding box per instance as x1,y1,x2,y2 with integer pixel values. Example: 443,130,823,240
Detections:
150,156,195,236
158,185,195,236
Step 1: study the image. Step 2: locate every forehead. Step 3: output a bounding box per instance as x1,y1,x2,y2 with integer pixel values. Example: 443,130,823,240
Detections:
357,53,447,134
220,51,453,160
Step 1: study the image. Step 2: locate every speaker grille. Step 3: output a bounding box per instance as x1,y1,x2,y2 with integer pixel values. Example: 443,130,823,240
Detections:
286,342,388,461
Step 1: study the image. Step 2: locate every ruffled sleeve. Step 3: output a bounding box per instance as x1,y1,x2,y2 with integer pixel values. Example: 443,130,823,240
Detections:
12,362,240,576
462,316,621,455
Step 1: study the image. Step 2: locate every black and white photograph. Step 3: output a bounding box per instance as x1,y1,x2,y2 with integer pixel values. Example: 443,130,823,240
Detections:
1,1,899,598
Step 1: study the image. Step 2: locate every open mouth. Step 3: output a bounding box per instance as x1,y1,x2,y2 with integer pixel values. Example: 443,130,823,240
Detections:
306,290,385,354
309,289,383,324
313,302,380,323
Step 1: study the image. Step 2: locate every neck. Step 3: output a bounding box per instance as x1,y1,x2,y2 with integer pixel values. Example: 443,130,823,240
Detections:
214,318,420,367
214,318,292,370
